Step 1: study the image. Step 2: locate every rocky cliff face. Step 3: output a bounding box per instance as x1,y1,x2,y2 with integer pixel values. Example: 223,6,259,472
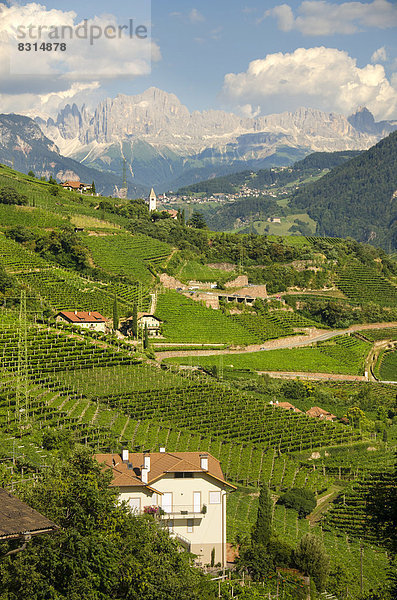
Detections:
33,88,397,190
0,114,145,196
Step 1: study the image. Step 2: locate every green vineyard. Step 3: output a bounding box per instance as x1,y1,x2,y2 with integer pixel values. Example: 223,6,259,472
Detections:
168,335,370,376
337,266,397,307
155,291,257,344
376,349,397,381
84,232,172,284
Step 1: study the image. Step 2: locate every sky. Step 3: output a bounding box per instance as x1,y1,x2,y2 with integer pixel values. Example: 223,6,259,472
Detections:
0,0,397,119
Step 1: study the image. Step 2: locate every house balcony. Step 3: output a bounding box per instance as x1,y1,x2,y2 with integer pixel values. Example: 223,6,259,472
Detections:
159,504,207,519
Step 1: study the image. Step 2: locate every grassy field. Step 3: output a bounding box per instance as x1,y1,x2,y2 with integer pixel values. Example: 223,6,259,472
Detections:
167,335,370,375
253,213,317,236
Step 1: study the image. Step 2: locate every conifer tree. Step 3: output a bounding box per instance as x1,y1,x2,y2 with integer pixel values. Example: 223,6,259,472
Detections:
91,181,96,195
143,323,149,349
113,295,119,331
132,303,138,338
251,484,272,547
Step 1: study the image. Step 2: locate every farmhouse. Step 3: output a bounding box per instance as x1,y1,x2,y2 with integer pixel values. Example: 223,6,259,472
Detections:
95,450,236,566
56,310,107,332
163,209,178,220
306,406,337,421
138,313,162,336
61,181,92,192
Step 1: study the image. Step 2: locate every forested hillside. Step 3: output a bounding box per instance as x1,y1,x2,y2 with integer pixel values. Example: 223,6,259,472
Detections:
178,150,361,195
291,131,397,251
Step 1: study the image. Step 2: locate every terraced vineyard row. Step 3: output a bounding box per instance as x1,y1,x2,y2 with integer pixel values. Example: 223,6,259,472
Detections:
84,233,172,284
317,335,370,374
20,270,126,316
230,313,293,342
337,266,397,307
305,236,343,245
270,310,323,328
0,233,48,272
231,311,322,342
227,488,388,590
0,323,139,379
155,291,257,344
324,470,395,542
359,327,397,341
102,382,361,452
376,349,397,381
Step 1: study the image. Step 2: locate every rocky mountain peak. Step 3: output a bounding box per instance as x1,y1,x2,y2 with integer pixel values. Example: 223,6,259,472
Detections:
348,107,376,133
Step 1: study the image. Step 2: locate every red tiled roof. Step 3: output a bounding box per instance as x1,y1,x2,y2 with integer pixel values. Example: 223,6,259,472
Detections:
57,311,106,323
61,181,90,189
306,406,337,419
94,451,236,490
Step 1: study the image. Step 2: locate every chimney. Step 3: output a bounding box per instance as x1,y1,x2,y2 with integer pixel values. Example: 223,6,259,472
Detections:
143,452,150,472
122,449,129,462
200,454,208,471
74,310,77,315
141,467,149,484
88,311,91,316
159,447,166,453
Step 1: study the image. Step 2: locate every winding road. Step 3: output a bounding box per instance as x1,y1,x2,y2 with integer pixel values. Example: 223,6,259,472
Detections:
155,322,397,383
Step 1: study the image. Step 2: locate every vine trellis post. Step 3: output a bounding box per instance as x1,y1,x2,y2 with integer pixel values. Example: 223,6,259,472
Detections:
15,290,29,435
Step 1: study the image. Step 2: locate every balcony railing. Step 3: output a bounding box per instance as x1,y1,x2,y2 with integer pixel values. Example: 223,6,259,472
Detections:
143,504,206,518
160,504,206,519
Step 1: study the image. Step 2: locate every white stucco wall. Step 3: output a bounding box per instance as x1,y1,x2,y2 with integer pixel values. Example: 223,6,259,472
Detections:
116,472,230,566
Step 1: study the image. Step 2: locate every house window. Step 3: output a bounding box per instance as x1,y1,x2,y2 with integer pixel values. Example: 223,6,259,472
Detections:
174,472,193,478
209,491,221,504
187,519,193,533
128,498,141,513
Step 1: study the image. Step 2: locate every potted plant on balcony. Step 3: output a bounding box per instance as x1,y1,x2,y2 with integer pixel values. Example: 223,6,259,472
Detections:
201,504,207,515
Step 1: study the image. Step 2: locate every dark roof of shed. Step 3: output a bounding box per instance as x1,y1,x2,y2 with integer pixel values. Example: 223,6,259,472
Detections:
0,489,59,540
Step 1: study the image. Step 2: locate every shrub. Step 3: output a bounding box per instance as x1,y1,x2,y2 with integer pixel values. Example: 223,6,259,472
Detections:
294,533,330,592
277,488,316,517
0,186,28,205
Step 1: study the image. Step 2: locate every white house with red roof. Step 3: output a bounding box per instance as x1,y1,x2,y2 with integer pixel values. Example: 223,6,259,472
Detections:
56,310,107,332
61,181,92,192
95,450,236,566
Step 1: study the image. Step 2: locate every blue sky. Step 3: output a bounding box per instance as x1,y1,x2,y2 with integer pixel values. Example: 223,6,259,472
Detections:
1,0,397,118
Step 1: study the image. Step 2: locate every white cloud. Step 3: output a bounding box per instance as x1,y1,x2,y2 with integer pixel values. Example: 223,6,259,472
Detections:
0,82,101,120
189,8,205,23
0,2,160,115
238,104,261,118
264,0,397,35
371,47,387,63
222,47,397,120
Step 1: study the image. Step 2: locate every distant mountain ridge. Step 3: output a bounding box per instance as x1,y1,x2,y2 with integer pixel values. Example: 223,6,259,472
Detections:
0,114,145,197
33,87,397,191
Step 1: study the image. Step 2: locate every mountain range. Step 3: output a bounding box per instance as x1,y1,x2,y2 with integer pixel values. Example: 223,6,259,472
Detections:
34,88,397,192
1,87,397,194
0,113,146,197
